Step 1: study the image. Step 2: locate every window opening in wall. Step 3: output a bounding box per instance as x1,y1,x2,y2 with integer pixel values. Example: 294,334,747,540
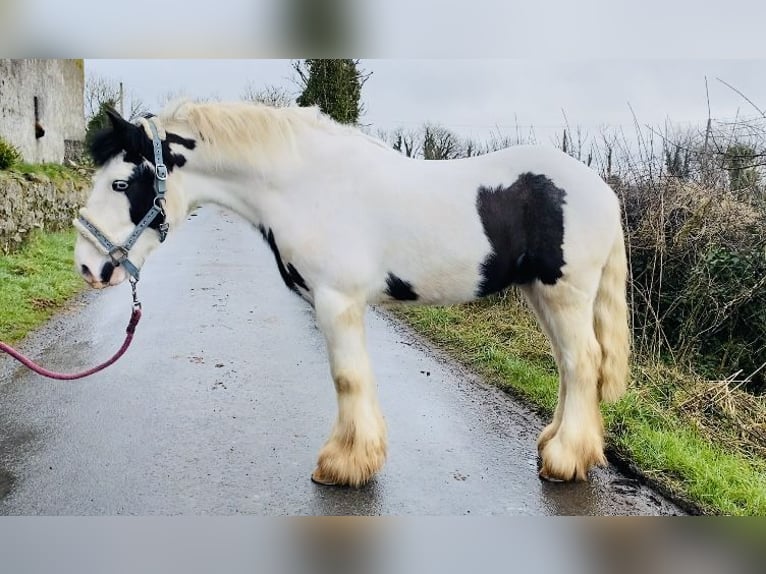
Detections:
34,96,45,139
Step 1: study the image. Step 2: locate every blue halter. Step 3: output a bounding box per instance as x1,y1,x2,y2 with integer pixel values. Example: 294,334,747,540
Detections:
77,118,169,281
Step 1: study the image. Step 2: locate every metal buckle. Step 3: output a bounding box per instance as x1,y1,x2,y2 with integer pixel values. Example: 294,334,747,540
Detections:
158,222,169,242
109,246,129,266
130,276,142,310
155,164,168,181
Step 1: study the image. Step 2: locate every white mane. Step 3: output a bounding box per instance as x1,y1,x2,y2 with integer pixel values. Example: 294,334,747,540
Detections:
159,100,389,167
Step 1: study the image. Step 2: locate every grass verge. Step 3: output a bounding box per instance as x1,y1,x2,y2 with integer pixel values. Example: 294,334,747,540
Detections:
0,230,83,343
10,162,86,182
393,291,766,516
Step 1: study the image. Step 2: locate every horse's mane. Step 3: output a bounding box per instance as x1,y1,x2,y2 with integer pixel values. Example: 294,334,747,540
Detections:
160,100,389,168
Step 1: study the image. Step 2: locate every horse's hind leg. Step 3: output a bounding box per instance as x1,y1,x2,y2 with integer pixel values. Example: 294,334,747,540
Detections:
521,285,564,450
310,288,387,487
524,275,606,481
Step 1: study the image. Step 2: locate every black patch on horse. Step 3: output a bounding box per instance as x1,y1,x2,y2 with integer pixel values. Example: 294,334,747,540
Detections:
89,110,198,234
118,164,164,229
89,109,196,169
286,263,308,291
100,261,115,283
476,172,566,296
385,273,419,301
264,228,309,294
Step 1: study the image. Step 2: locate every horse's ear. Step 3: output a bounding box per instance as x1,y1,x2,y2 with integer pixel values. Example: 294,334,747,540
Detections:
90,107,146,166
105,108,147,155
105,107,130,132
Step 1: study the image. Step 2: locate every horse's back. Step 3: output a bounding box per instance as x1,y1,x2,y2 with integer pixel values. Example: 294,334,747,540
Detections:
280,140,622,305
356,144,621,304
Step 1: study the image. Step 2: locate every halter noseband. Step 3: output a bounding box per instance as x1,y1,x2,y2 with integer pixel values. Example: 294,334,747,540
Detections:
77,118,169,281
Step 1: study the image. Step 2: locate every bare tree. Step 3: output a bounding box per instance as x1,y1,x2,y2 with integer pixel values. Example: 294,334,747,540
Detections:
387,125,476,159
422,123,462,160
127,97,150,120
463,138,482,157
85,74,148,120
85,75,118,119
242,83,293,107
391,128,419,158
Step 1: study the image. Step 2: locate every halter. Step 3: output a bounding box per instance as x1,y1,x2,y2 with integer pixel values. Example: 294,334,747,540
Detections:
76,117,170,282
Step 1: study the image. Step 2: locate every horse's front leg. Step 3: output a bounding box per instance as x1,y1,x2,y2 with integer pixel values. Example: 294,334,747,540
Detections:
311,288,387,487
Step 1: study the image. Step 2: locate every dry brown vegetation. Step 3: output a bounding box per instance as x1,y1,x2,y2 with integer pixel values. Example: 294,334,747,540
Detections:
606,120,766,395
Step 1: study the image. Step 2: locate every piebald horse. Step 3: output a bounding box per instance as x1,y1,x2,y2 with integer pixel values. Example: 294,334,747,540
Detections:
74,102,630,486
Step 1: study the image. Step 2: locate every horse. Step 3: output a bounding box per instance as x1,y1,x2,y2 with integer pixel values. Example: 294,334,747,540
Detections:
73,101,630,487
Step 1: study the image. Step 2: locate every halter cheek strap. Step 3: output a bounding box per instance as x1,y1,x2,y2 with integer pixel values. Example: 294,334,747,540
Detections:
75,216,141,279
77,117,169,281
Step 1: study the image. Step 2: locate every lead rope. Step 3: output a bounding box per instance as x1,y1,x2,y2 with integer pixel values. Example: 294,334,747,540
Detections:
0,279,142,381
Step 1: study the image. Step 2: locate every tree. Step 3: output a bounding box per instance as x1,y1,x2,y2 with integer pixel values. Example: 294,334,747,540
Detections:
422,124,462,160
392,128,418,158
85,99,118,150
242,84,293,107
724,144,760,192
463,138,481,158
559,127,588,162
85,75,118,120
385,124,464,160
293,59,369,124
665,144,691,179
85,74,147,121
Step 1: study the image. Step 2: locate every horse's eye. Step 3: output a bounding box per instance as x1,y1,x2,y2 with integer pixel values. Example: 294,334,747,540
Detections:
112,180,129,192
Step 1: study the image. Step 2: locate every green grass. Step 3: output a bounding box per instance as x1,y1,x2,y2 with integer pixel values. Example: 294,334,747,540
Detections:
10,163,84,182
0,230,83,343
394,293,766,516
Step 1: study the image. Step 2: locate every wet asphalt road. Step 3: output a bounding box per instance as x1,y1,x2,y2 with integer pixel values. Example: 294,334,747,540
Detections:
0,208,682,515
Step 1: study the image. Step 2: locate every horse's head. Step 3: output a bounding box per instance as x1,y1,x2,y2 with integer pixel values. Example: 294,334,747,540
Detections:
74,109,196,288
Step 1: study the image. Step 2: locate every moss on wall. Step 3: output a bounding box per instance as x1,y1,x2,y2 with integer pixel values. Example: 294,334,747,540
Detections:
0,168,89,254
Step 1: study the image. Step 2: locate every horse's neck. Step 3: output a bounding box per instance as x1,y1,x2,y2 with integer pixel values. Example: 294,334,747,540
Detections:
179,168,266,225
178,124,398,230
180,129,352,224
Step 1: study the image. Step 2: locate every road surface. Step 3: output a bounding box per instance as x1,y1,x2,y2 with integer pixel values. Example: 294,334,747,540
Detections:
0,207,682,515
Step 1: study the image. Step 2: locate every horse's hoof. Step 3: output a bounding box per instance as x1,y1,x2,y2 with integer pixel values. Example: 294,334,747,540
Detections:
310,470,341,487
538,469,568,483
538,433,606,482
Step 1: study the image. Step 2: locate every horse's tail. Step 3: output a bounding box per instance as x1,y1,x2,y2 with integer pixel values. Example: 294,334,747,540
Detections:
593,227,631,403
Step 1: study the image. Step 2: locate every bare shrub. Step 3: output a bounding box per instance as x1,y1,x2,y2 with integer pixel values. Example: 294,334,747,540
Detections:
608,115,766,392
242,84,293,108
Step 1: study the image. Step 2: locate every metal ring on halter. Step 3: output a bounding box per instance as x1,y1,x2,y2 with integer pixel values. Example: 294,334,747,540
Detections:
109,246,130,266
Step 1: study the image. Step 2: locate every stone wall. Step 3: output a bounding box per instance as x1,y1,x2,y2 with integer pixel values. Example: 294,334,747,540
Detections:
0,170,89,254
0,59,85,164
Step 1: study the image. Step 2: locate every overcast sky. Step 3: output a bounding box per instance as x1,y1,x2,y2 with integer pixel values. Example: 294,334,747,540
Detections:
8,1,766,59
85,59,766,145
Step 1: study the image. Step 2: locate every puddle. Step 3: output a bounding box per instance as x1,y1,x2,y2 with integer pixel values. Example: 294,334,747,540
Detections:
0,469,15,500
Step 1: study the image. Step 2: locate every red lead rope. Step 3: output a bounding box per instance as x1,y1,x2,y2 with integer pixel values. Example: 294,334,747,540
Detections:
0,307,142,380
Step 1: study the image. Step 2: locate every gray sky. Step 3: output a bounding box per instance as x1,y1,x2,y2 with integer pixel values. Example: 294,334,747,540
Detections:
86,59,765,146
7,1,766,59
